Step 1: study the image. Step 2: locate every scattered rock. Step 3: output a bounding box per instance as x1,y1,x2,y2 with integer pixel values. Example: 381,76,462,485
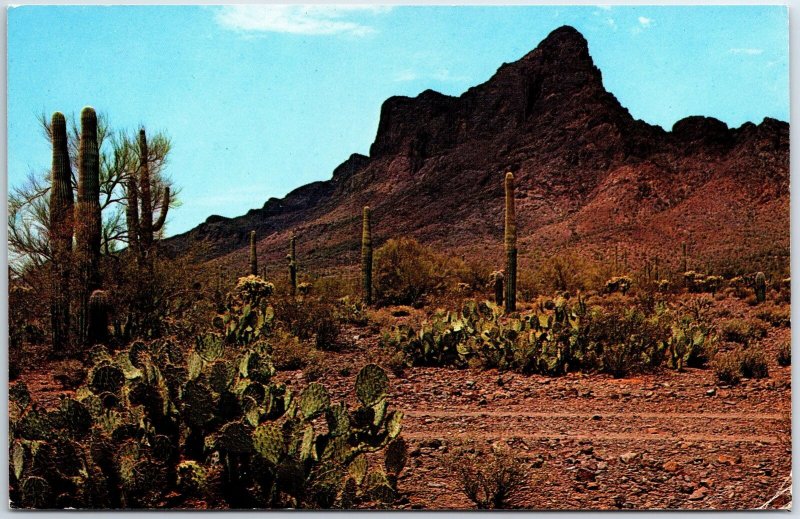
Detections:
688,488,709,501
662,461,680,473
576,467,597,482
620,452,640,464
587,481,600,490
706,388,716,396
717,454,741,465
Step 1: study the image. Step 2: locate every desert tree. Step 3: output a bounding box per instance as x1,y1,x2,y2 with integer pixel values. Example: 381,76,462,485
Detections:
8,111,178,284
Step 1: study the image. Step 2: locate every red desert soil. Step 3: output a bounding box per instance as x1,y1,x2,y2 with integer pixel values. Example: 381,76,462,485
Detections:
19,299,791,510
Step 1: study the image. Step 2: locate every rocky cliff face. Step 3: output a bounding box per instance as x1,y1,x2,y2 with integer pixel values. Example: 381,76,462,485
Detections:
165,26,789,276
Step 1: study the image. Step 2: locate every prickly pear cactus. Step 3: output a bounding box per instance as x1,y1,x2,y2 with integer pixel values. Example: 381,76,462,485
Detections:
299,382,331,419
355,364,389,407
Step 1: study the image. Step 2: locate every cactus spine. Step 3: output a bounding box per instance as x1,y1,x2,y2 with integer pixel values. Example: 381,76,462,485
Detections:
361,207,373,306
75,107,102,345
249,231,258,276
288,233,297,296
127,128,170,263
504,172,517,313
49,112,74,356
755,271,767,303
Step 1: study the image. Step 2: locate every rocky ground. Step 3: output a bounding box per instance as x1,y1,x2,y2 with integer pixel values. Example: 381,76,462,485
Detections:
273,326,791,510
18,297,792,510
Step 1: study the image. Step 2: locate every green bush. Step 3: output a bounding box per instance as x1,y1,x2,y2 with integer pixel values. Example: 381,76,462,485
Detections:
373,238,451,306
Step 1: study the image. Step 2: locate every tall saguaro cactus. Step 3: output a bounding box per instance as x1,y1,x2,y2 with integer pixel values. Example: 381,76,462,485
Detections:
126,128,170,263
75,107,102,345
504,172,517,313
755,271,767,303
249,231,258,276
49,112,75,356
361,206,373,306
288,233,297,296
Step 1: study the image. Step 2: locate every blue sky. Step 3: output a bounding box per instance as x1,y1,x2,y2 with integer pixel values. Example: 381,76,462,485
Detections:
7,5,788,237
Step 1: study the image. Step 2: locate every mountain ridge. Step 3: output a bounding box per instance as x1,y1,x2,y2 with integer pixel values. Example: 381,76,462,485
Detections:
165,25,789,277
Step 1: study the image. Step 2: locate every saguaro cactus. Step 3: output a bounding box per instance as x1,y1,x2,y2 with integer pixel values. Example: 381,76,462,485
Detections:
490,271,504,307
361,206,373,305
49,112,74,356
249,231,258,276
755,271,767,303
504,172,517,313
288,233,297,296
75,107,102,345
87,289,110,345
126,128,170,263
681,242,688,274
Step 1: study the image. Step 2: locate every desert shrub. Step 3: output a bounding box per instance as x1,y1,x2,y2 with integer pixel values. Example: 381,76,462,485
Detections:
740,349,769,379
525,253,606,295
269,330,312,371
454,256,495,292
446,447,528,509
373,237,452,306
310,304,341,351
715,350,743,385
586,306,670,378
719,318,768,344
777,342,791,366
755,304,791,328
273,298,341,350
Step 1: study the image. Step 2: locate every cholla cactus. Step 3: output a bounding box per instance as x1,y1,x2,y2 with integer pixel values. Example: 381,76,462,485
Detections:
297,281,311,296
361,206,373,305
49,112,74,356
234,275,275,306
489,270,504,306
504,173,517,313
605,276,632,295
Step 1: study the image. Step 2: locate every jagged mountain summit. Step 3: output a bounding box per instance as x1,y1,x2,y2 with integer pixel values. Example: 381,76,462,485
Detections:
165,26,788,275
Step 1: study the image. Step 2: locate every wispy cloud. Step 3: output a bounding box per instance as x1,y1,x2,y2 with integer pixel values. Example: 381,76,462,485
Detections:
393,69,418,82
392,67,468,83
215,5,391,37
596,5,612,10
730,48,764,55
631,15,653,34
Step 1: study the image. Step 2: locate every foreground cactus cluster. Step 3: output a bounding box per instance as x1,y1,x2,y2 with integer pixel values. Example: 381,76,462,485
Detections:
10,282,405,509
